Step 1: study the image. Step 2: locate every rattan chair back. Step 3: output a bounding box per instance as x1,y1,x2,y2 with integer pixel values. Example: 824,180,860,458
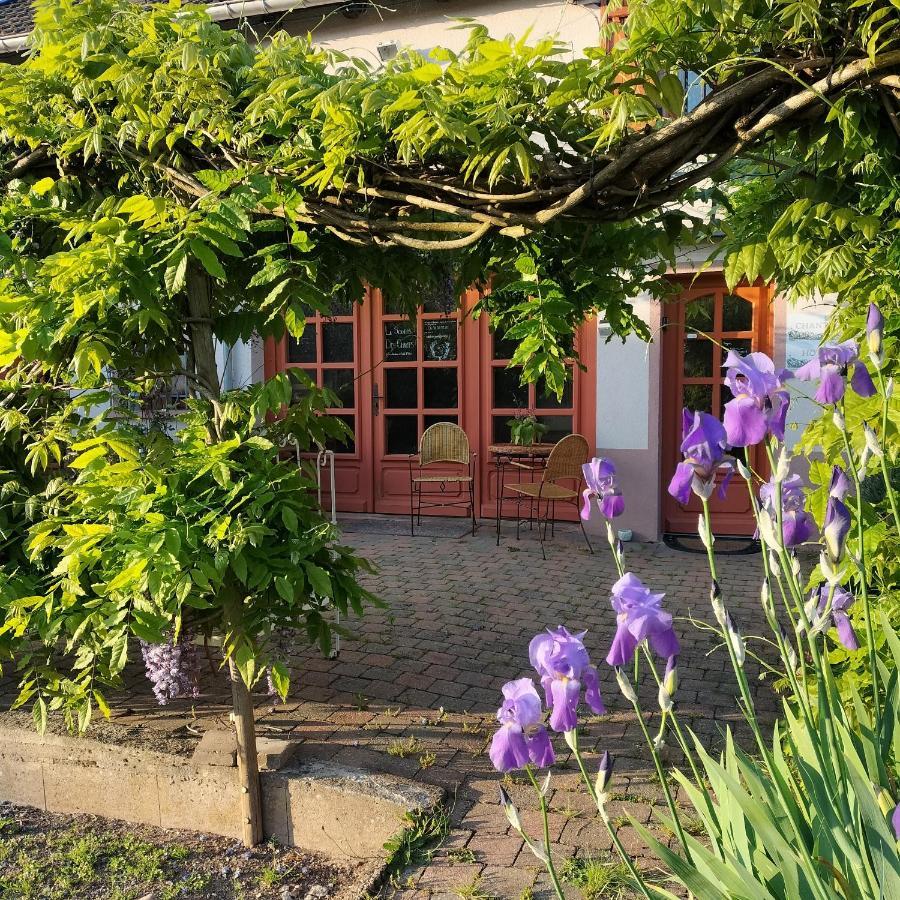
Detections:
420,421,470,467
543,433,590,483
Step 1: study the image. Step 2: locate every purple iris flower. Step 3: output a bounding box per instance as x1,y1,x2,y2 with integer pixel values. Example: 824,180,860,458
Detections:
722,351,792,446
529,627,605,732
824,495,851,562
758,475,817,548
867,303,884,359
794,341,876,404
829,465,851,501
488,677,556,772
812,585,859,650
668,409,733,505
581,457,624,520
606,572,680,667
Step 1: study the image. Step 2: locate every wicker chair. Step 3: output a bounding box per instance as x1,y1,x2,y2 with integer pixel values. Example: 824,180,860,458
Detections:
408,422,477,535
503,433,594,558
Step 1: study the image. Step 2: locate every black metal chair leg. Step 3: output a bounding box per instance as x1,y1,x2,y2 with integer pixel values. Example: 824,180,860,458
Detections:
579,515,594,554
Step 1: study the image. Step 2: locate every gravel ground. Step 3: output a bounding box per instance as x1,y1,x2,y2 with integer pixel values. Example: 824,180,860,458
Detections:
0,803,377,900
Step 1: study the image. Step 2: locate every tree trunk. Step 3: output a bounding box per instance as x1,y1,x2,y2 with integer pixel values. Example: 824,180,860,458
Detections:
186,265,263,848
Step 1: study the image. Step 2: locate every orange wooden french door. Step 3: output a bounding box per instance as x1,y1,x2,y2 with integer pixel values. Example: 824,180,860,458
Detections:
367,288,478,515
265,292,597,520
661,275,774,536
478,317,597,521
264,298,373,511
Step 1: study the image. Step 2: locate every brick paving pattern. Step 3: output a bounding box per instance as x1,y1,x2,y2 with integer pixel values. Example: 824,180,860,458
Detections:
5,516,779,898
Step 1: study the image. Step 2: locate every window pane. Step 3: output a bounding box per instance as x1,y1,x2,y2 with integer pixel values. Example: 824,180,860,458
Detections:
683,384,713,414
722,294,753,332
322,322,354,362
287,327,317,363
423,320,457,361
424,368,458,409
385,368,417,408
492,331,519,361
386,415,418,455
322,368,354,408
325,298,353,317
423,290,456,315
290,370,317,403
424,414,458,431
683,336,714,377
326,414,355,454
384,296,412,315
493,366,528,408
384,322,417,362
492,415,513,443
722,337,752,358
684,295,714,332
536,373,573,410
536,415,572,444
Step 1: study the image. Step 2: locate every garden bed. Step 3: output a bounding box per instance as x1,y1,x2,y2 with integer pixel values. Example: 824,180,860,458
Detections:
0,801,374,900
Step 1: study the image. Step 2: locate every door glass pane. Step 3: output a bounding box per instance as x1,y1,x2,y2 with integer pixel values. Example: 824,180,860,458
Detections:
492,415,513,443
386,415,418,455
423,291,456,315
326,414,355,454
683,384,713,414
684,295,714,332
424,368,458,409
287,327,317,363
384,322,417,362
384,296,412,315
536,415,572,444
324,298,353,317
322,322,354,362
722,294,753,332
386,368,417,408
290,371,317,404
536,373,573,410
722,337,752,359
322,368,354,408
424,414,458,430
683,337,714,377
493,366,528,408
492,332,519,361
423,320,457,361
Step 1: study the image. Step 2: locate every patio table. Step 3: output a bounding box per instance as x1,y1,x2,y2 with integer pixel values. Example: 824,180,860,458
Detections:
489,442,556,545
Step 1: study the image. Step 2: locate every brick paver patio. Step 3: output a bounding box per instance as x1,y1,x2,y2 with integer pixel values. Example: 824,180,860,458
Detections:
4,516,778,898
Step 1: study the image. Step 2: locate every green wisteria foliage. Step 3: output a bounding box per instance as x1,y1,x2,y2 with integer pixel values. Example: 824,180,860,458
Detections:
1,0,899,731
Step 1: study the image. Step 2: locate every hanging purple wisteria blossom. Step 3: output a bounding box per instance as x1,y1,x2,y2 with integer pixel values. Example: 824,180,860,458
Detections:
758,474,817,548
794,340,876,404
606,572,679,666
488,677,555,772
529,627,605,732
668,409,734,504
140,633,201,706
811,585,859,650
722,351,792,446
581,457,624,519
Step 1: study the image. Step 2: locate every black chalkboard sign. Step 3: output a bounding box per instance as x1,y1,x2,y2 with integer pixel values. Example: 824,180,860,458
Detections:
424,319,457,361
384,322,416,361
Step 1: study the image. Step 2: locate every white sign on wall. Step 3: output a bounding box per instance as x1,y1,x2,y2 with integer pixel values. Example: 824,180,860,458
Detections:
785,305,830,370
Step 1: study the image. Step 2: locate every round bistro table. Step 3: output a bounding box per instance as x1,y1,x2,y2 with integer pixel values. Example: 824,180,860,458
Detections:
489,442,556,545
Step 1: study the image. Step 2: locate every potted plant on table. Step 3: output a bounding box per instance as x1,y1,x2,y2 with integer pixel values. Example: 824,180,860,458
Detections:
508,409,547,446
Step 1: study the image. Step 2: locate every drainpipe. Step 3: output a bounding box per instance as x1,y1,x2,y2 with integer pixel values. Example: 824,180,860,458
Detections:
0,0,342,54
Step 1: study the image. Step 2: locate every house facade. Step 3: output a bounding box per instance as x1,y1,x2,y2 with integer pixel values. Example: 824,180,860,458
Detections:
0,0,829,540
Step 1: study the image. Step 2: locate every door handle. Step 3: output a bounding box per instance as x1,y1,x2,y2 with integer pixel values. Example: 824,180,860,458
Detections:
372,384,380,416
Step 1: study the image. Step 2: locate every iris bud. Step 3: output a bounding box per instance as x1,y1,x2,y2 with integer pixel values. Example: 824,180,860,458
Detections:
863,422,883,459
499,785,522,833
596,750,614,795
615,667,638,705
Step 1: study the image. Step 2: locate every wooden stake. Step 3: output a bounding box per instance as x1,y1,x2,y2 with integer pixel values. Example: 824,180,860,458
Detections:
186,265,263,847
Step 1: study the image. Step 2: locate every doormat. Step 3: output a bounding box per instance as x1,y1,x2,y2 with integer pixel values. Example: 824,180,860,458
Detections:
663,533,761,555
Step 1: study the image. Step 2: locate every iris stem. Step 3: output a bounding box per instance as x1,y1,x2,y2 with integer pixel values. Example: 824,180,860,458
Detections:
874,367,900,534
626,689,692,862
525,767,565,900
568,730,654,900
836,405,881,732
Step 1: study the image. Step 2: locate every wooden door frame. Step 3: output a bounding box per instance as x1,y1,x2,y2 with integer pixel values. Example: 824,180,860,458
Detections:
660,273,774,536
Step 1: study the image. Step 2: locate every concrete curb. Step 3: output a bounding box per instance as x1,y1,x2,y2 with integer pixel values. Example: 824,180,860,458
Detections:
0,725,443,861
